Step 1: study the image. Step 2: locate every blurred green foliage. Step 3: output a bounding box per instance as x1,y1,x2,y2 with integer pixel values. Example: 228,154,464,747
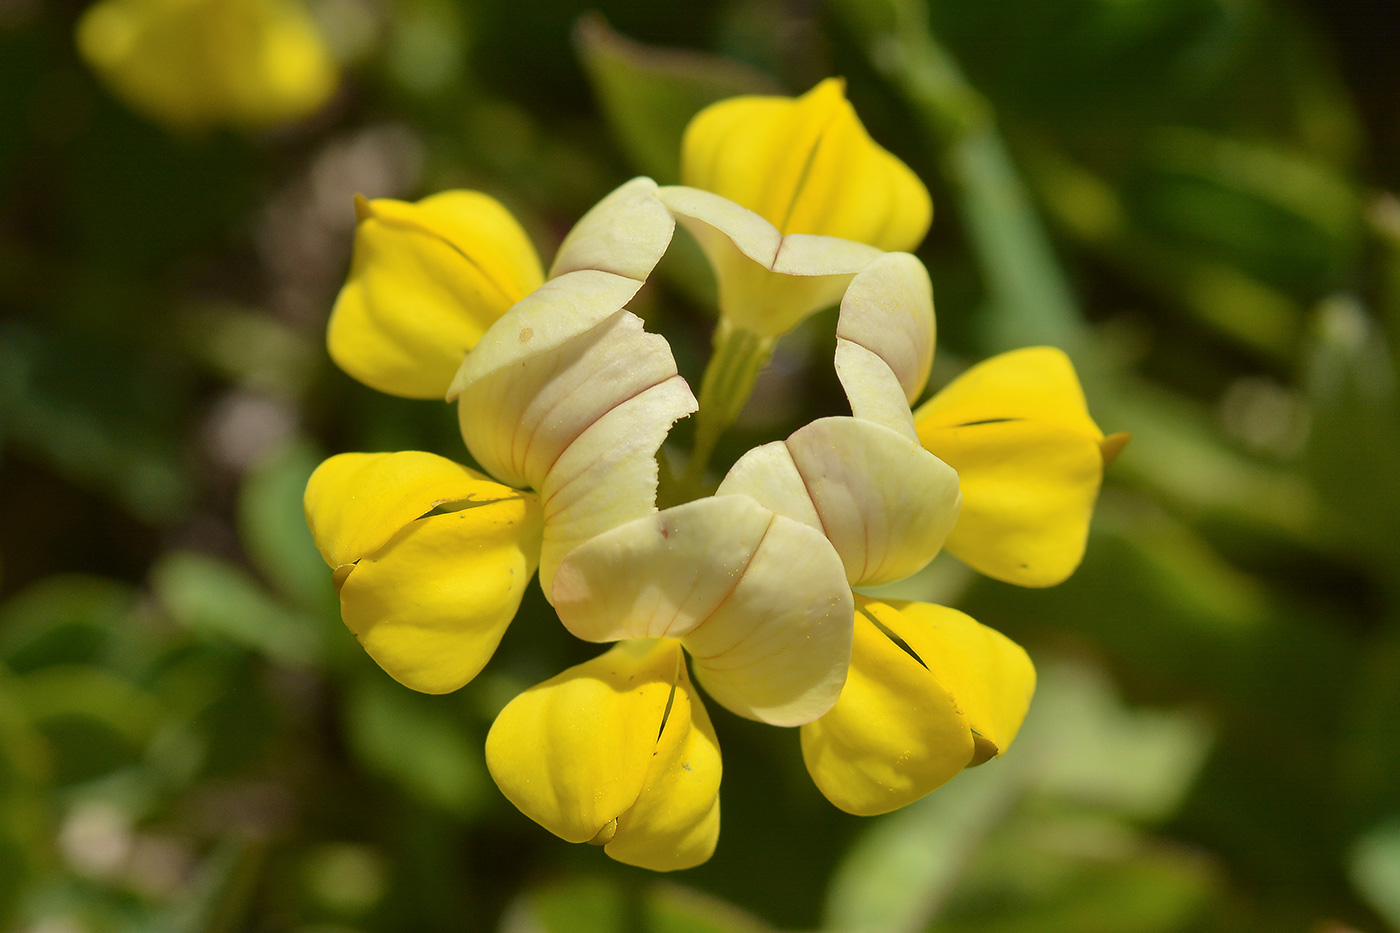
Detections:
2,0,1399,930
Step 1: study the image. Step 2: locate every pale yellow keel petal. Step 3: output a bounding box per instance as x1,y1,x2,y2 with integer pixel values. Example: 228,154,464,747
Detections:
537,375,697,598
718,418,961,588
836,252,936,407
915,347,1108,587
328,191,544,399
486,640,720,871
680,77,931,252
657,185,881,336
549,176,676,282
450,271,691,489
552,495,854,726
800,609,973,816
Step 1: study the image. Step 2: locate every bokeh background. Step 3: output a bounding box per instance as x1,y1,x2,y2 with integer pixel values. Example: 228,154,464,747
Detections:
3,0,1400,930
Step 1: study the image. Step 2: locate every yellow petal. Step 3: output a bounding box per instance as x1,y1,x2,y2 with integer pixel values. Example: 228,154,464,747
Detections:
304,451,527,569
800,598,1034,816
871,599,1035,761
303,451,542,693
327,191,545,399
658,185,881,337
718,418,961,587
548,176,675,282
486,640,721,871
606,656,721,871
800,608,973,816
76,0,338,131
552,495,854,726
835,252,936,420
681,77,931,251
914,347,1106,587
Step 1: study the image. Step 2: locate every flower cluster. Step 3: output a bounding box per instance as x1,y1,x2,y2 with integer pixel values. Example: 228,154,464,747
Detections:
304,79,1124,870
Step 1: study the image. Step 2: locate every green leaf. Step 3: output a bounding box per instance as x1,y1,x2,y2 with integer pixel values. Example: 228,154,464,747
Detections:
576,14,781,184
824,660,1212,933
1351,820,1400,932
343,675,488,817
502,877,773,933
237,440,335,614
152,552,325,668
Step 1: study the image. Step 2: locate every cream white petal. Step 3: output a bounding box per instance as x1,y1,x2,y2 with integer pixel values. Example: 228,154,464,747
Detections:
450,271,692,494
657,185,881,337
549,176,676,283
552,495,854,726
719,417,961,587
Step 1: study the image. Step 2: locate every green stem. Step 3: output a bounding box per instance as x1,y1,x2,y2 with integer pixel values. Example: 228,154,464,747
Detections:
681,318,775,491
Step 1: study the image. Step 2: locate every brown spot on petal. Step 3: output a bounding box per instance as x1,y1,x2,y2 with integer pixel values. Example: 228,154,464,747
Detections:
519,327,534,343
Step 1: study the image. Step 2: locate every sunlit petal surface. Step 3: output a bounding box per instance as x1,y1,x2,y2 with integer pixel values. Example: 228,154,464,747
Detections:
719,418,960,587
801,598,1034,816
485,640,720,870
658,185,880,336
304,452,542,693
681,77,931,251
800,608,972,817
552,495,854,726
450,269,695,594
835,252,936,424
328,192,545,399
548,176,676,282
915,347,1108,586
76,0,338,131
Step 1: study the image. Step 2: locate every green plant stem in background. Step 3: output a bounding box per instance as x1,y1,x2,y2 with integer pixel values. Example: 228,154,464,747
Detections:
831,0,1084,355
834,0,1321,543
681,319,775,492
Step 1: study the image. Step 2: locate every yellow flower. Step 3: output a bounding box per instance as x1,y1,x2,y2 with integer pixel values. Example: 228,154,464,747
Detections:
915,347,1130,587
486,639,721,871
76,0,338,131
708,251,1040,814
305,179,696,693
670,77,931,336
800,598,1034,816
330,176,675,400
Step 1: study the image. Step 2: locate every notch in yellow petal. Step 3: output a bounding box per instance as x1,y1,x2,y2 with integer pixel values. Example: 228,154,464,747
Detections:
485,640,721,871
801,599,1034,816
77,0,339,132
915,347,1117,587
682,77,932,251
304,451,542,693
328,191,545,400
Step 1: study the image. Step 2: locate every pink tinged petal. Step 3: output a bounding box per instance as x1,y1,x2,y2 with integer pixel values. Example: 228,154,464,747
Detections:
549,176,676,282
656,185,882,337
718,417,961,588
552,495,855,726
